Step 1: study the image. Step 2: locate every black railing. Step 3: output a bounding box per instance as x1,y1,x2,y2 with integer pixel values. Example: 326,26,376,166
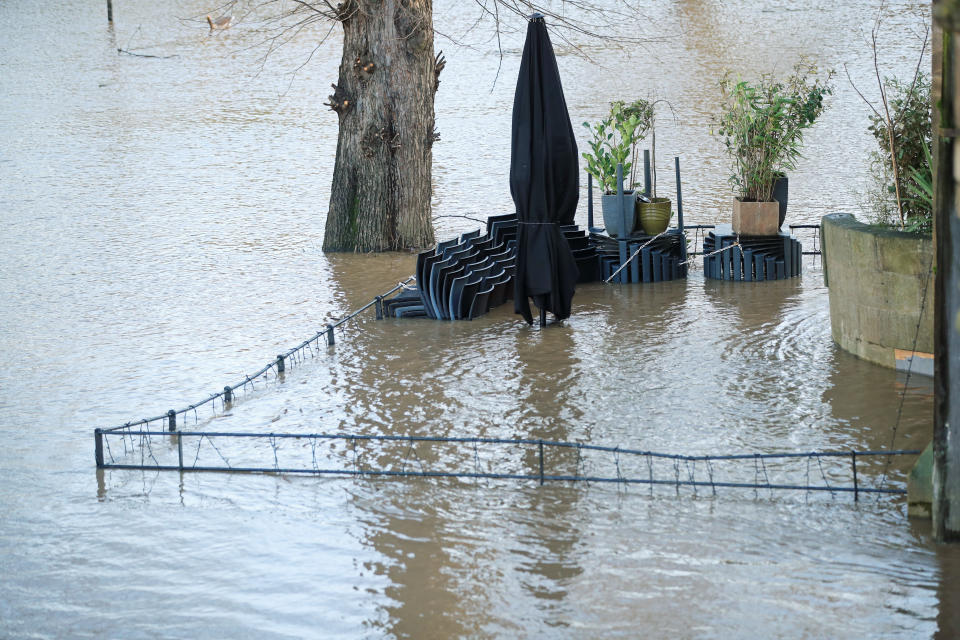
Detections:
96,428,919,501
98,277,415,435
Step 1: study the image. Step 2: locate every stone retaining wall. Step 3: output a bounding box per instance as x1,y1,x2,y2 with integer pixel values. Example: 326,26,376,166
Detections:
822,213,933,369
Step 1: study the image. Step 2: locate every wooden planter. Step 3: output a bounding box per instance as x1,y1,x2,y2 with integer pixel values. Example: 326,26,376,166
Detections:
733,198,779,236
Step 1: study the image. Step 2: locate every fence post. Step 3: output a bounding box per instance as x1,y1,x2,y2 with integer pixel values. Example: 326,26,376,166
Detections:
851,451,859,502
223,386,232,404
276,354,285,374
327,324,335,346
539,440,545,486
107,0,113,22
95,429,104,467
375,296,383,320
178,431,184,471
587,172,594,230
675,156,684,232
167,409,176,432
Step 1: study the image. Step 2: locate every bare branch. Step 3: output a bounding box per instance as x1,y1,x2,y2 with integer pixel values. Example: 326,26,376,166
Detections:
844,63,883,120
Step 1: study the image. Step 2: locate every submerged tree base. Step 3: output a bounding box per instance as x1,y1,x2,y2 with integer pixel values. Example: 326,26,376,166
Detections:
322,0,438,252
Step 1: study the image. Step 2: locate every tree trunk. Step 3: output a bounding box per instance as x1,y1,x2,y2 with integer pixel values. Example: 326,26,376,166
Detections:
323,0,437,252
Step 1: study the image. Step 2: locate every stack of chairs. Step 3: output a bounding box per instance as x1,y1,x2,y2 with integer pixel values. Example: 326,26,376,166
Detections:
591,231,686,283
383,214,601,320
563,224,601,283
702,226,802,281
383,214,517,320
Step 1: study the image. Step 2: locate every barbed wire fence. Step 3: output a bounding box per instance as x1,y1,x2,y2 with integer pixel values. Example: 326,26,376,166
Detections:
684,224,822,268
95,428,919,501
95,276,415,438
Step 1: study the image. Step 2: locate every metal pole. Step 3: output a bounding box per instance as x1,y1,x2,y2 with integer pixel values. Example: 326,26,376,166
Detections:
375,296,383,320
107,0,113,22
177,432,184,471
223,386,232,404
587,173,594,230
167,409,176,432
276,354,285,374
675,156,684,232
643,150,651,199
851,451,858,502
95,429,104,467
616,162,625,239
326,324,335,346
539,440,545,485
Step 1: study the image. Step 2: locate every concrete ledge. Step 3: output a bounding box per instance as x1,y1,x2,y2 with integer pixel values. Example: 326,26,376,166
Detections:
822,214,933,372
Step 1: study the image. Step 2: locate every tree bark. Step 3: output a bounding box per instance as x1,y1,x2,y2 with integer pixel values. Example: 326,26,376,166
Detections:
323,0,437,252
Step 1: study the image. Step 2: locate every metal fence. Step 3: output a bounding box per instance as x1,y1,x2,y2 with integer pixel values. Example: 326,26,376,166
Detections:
96,427,918,501
685,224,822,264
95,277,414,438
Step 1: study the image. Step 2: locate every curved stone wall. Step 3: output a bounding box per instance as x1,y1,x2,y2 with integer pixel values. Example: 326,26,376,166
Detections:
822,213,934,370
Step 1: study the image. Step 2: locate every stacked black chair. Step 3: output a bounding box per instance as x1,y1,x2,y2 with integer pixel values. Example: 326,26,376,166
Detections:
702,224,802,281
382,213,599,320
591,230,686,284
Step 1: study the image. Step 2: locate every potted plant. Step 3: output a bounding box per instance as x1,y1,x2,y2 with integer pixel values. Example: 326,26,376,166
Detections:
582,101,651,237
714,60,832,235
631,97,674,235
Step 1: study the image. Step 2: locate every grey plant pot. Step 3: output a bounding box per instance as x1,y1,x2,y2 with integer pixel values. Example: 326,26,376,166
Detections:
601,192,636,238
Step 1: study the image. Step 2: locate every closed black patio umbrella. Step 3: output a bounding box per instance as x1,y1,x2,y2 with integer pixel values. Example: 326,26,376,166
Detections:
511,14,580,326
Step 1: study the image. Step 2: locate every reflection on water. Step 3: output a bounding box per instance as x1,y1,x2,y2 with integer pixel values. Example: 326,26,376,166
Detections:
0,0,954,637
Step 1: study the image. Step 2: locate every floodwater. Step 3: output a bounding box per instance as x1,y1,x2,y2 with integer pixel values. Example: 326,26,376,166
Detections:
0,0,953,638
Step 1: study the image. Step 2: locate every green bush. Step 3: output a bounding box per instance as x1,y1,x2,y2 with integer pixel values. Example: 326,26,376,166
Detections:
865,74,932,232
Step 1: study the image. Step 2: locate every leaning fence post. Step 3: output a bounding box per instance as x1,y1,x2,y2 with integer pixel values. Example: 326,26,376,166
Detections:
276,354,285,374
539,440,545,486
167,409,176,432
223,386,232,404
178,431,184,471
326,324,335,346
375,296,383,320
95,429,104,467
851,451,859,502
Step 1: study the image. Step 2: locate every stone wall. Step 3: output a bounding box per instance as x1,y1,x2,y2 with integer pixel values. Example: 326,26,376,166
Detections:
822,213,934,368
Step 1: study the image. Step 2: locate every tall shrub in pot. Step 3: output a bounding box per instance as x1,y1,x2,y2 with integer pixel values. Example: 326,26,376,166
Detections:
714,61,833,235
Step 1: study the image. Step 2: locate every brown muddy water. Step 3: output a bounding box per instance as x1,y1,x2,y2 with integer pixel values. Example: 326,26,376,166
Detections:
1,0,956,638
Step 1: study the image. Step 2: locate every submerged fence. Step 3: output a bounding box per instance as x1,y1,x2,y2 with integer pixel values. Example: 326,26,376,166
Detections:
686,224,822,265
96,277,415,437
96,427,919,500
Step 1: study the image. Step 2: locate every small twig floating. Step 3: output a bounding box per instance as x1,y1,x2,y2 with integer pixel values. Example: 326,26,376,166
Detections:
116,48,179,59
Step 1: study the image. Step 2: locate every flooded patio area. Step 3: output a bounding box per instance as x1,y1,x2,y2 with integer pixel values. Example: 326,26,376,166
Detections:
0,0,953,637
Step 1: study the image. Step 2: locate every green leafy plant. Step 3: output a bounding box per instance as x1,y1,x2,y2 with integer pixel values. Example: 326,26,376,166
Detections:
864,75,932,231
847,4,930,232
582,99,652,194
714,60,833,202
